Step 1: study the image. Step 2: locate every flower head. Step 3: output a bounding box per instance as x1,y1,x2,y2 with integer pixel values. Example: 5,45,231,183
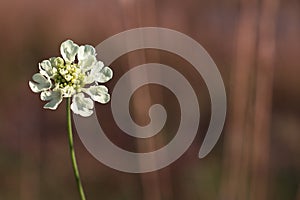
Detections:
29,39,113,117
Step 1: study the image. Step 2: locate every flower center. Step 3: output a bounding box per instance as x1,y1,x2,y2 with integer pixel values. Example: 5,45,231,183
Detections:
53,57,85,94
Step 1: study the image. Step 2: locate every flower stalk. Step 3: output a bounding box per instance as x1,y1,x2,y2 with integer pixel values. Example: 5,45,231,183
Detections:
66,97,86,200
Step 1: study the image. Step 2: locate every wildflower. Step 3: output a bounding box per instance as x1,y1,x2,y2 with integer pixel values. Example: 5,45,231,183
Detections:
29,39,113,117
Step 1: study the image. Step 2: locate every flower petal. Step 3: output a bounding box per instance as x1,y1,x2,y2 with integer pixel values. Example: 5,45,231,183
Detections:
94,66,113,83
78,45,96,61
49,57,57,67
71,93,94,117
84,61,104,84
29,73,52,93
60,40,79,63
78,55,97,72
50,57,65,67
91,60,104,73
40,90,63,110
82,85,110,104
39,60,57,78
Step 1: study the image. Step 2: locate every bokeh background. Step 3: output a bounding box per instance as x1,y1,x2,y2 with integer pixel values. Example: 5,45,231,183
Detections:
0,0,299,199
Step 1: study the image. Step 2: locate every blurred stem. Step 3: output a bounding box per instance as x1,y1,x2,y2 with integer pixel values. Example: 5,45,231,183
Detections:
66,97,87,200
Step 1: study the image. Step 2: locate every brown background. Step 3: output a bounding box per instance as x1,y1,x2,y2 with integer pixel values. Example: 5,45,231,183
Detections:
0,0,299,199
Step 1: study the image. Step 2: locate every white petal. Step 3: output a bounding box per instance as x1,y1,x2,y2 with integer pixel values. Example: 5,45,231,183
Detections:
84,61,104,84
60,40,79,63
71,93,94,117
50,57,64,67
94,66,113,83
83,85,110,104
78,45,96,61
78,55,97,72
40,90,63,110
83,74,94,85
29,73,52,93
49,57,57,66
83,74,93,85
39,60,57,77
91,61,104,73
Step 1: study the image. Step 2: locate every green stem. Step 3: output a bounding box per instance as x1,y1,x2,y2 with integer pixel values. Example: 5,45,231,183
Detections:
66,98,87,200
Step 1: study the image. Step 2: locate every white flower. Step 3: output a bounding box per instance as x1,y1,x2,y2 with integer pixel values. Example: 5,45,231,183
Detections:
29,39,113,117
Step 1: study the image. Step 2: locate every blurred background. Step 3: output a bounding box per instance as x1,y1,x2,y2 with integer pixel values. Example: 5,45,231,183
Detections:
0,0,299,199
